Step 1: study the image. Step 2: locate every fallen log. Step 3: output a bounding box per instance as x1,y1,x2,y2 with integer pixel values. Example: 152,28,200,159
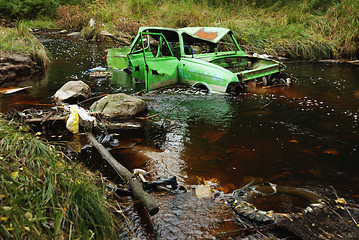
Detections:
87,132,159,216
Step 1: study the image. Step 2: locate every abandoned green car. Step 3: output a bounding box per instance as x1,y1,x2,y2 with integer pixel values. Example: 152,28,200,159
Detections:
106,27,291,93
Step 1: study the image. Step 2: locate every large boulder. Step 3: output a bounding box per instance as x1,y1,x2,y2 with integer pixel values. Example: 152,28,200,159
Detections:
90,93,147,119
53,80,91,103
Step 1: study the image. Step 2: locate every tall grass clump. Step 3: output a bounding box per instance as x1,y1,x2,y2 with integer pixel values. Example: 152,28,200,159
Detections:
327,0,359,58
55,5,89,31
52,0,359,59
0,24,50,68
0,119,126,239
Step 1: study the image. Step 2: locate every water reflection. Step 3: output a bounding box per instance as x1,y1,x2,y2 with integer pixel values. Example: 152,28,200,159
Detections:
1,31,359,238
140,62,359,200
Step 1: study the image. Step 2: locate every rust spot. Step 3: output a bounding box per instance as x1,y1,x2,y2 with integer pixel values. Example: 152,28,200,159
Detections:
322,149,340,155
193,28,218,41
354,89,359,99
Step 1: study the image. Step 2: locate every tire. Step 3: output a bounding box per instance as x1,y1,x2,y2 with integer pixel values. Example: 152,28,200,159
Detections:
231,183,325,224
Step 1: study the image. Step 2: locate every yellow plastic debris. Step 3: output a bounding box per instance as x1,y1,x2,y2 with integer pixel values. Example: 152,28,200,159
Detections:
66,107,79,134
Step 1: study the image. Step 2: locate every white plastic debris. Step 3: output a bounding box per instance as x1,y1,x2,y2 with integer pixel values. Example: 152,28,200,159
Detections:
65,105,97,134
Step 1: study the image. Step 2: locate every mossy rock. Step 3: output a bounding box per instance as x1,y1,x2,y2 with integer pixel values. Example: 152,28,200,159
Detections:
90,93,147,119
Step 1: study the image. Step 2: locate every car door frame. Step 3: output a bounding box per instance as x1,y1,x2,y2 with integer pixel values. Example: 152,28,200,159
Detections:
127,32,180,92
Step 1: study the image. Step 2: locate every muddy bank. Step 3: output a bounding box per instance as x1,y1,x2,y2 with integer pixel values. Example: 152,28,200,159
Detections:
0,52,43,85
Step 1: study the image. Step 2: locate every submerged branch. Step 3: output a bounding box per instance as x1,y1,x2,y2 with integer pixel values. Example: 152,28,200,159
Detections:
87,132,159,216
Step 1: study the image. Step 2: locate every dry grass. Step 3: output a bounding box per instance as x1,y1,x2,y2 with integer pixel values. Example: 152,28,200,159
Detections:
55,5,89,31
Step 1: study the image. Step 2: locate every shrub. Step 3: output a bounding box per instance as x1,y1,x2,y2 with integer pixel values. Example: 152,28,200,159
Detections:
55,5,89,31
0,0,59,19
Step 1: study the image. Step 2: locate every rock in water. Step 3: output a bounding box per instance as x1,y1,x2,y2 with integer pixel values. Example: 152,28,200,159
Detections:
53,80,91,103
90,93,147,119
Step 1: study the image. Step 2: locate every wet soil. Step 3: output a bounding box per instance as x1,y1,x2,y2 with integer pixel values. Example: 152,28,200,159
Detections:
0,52,43,85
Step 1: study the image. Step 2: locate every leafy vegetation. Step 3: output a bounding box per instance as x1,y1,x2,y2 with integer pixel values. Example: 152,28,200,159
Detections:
0,119,127,239
0,0,90,19
0,24,50,67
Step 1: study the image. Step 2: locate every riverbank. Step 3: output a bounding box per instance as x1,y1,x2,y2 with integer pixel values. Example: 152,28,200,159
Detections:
1,1,358,60
48,0,359,60
0,118,129,239
0,24,49,84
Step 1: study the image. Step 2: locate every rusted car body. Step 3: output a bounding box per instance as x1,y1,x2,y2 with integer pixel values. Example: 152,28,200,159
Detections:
106,27,290,93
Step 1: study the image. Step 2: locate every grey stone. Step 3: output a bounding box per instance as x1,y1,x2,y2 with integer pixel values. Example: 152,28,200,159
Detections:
90,93,147,119
53,80,91,103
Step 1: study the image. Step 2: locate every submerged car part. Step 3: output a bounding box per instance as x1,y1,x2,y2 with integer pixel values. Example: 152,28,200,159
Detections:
106,27,291,94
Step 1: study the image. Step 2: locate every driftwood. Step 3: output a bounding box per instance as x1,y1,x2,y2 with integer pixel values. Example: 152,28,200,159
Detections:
25,116,67,123
100,30,131,45
87,132,159,216
25,115,142,130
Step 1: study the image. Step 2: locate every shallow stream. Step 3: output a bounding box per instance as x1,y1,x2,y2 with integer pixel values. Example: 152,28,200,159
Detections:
1,31,358,239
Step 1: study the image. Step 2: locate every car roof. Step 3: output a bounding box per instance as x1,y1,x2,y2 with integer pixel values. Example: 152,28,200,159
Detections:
138,27,232,44
179,27,231,43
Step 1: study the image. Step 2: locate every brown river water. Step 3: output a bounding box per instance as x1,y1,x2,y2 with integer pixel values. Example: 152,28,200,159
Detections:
1,31,359,239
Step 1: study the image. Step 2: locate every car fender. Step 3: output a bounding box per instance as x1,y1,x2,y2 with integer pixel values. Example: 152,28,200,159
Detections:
178,58,238,93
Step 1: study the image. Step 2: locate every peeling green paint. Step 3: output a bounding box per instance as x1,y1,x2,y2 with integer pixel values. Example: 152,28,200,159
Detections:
107,27,289,93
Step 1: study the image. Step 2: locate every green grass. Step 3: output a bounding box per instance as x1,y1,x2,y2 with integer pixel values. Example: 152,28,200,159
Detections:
0,119,127,239
0,24,50,68
51,0,359,59
23,19,56,30
2,0,358,59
